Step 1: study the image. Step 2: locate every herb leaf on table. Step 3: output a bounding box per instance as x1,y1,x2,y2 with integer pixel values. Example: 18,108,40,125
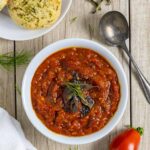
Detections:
0,50,33,70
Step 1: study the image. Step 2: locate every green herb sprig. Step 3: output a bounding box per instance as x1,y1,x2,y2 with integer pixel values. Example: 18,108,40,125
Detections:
0,50,33,70
62,72,97,115
64,81,96,109
64,82,85,101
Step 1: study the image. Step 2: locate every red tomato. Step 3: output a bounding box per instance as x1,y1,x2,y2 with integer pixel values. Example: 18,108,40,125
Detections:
110,127,144,150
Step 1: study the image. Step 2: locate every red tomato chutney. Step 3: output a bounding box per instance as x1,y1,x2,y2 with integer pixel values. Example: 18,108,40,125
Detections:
31,47,120,136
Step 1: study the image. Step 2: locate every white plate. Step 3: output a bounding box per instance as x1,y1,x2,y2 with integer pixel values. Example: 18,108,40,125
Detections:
0,0,72,41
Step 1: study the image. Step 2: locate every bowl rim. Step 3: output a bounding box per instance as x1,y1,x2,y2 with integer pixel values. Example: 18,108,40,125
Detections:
22,38,128,145
0,0,72,41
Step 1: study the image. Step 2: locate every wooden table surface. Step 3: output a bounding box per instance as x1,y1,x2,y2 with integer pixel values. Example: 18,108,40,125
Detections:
0,0,150,149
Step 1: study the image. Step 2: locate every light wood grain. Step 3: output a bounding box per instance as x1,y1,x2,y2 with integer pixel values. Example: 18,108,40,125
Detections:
0,39,15,117
130,0,150,149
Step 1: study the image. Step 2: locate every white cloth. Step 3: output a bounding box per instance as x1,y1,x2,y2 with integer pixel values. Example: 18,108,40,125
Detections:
0,108,37,150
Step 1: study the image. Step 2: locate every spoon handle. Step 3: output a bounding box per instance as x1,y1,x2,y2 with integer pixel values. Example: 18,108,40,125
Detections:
120,42,150,104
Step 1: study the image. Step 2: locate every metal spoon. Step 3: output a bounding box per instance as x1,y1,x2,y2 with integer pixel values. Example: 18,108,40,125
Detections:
99,11,150,104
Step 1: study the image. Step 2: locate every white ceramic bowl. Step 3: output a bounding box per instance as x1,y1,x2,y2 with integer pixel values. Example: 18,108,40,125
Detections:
0,0,72,41
22,38,128,145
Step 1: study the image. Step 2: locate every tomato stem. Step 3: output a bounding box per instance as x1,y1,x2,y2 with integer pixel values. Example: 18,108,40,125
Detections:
136,127,144,136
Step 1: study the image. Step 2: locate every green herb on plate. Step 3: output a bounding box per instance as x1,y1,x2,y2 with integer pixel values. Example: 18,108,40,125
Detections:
0,50,33,70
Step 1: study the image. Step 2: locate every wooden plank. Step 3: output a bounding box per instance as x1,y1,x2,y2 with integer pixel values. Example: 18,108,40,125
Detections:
130,0,150,149
15,38,45,147
0,39,15,117
15,0,130,149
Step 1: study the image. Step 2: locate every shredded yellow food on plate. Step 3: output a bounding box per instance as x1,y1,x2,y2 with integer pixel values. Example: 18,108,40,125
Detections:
8,0,62,29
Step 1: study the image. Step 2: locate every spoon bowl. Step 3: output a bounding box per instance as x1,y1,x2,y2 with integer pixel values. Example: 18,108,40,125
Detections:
100,11,129,46
99,11,150,104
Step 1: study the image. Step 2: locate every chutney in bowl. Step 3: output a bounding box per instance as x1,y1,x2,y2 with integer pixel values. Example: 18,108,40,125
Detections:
22,38,128,144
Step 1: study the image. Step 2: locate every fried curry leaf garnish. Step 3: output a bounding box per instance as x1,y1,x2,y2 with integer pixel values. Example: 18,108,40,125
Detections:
81,105,90,117
63,82,95,108
63,72,97,116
